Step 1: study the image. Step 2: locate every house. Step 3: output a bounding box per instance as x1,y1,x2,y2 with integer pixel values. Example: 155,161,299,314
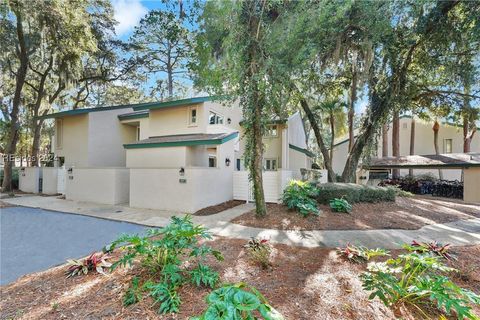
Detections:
31,96,313,212
331,115,480,181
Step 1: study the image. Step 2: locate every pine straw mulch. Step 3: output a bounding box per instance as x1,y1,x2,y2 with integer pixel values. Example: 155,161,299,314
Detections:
193,200,245,216
1,238,479,320
231,196,480,231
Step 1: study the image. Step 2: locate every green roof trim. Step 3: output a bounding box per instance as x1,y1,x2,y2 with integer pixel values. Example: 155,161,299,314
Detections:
124,132,239,149
289,144,315,157
37,104,134,120
239,119,287,126
132,96,223,111
118,112,149,121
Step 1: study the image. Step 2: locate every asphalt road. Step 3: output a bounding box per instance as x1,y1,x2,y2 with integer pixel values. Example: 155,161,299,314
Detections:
0,206,146,285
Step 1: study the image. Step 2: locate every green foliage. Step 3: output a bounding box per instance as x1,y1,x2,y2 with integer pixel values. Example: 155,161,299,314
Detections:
123,276,143,306
361,252,480,319
329,198,352,213
316,183,395,204
391,186,414,198
337,243,389,263
282,180,320,217
191,282,284,320
109,215,223,314
245,238,272,269
403,240,455,261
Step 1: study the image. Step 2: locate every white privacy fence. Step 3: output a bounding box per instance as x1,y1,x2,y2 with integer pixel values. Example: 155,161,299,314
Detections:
18,167,42,193
233,170,293,203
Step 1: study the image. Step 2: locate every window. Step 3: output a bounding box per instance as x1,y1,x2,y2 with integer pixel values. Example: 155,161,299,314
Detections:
264,158,277,171
136,126,140,141
189,107,197,125
209,111,224,125
265,124,278,137
443,139,453,154
236,159,241,171
208,156,217,168
56,119,63,149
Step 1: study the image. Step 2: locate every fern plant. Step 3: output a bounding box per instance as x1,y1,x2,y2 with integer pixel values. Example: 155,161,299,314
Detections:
191,282,284,320
361,252,480,319
282,180,320,217
329,197,352,213
109,215,223,314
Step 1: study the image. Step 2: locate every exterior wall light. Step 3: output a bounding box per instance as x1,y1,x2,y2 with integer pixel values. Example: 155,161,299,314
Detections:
227,118,231,124
179,167,185,176
225,158,231,166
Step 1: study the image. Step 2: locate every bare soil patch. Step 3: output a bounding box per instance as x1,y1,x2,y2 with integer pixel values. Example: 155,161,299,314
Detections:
193,200,244,216
1,239,478,320
232,196,480,231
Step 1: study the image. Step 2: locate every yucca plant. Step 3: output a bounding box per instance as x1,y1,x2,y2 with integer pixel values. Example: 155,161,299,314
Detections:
65,252,111,278
329,197,352,213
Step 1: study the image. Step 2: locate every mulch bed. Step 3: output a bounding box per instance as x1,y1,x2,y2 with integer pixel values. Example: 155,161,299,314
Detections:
193,200,244,216
231,196,480,231
1,239,478,320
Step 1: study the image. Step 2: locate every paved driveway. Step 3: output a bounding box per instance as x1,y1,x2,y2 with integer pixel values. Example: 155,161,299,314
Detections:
0,206,146,285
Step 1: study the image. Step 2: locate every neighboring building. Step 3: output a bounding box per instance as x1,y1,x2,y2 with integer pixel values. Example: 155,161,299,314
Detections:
36,96,313,212
331,116,480,180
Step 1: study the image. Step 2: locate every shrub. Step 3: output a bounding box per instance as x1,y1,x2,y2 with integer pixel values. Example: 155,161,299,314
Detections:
244,238,272,269
361,250,480,319
109,215,223,314
65,252,111,278
123,276,143,306
329,198,352,213
316,183,395,204
191,282,284,320
282,180,320,217
404,240,455,261
337,243,389,263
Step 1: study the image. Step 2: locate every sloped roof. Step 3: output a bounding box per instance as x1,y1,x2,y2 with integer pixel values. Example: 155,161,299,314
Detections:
123,132,238,149
132,96,222,111
117,110,149,120
365,153,480,169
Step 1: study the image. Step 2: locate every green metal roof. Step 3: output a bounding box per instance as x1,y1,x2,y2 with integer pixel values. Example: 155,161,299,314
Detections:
289,144,315,157
124,132,239,149
37,104,135,120
132,96,222,111
118,111,149,121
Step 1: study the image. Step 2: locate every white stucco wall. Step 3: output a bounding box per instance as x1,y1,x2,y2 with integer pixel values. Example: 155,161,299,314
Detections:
56,115,89,167
126,147,188,168
88,108,136,167
288,112,308,149
18,167,42,193
288,148,308,179
65,167,130,205
148,104,207,137
42,167,59,195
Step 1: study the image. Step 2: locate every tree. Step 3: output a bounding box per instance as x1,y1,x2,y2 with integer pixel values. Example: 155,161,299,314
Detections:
130,10,192,98
193,0,283,217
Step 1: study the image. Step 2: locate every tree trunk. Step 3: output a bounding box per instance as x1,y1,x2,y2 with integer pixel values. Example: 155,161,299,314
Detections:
409,117,415,176
298,97,336,182
463,114,477,153
2,9,29,192
382,124,388,157
167,43,173,98
329,111,335,171
348,70,357,152
433,120,443,179
392,111,400,179
31,120,44,167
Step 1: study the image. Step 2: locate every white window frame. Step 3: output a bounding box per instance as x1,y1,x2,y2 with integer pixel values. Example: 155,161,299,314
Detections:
56,119,63,149
188,106,198,126
265,124,278,137
209,111,224,125
264,158,278,171
443,138,453,154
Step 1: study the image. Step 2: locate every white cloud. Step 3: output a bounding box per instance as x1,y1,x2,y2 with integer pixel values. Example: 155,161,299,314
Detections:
112,0,148,36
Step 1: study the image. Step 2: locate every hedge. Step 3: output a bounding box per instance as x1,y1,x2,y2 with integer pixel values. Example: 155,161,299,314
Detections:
316,183,396,204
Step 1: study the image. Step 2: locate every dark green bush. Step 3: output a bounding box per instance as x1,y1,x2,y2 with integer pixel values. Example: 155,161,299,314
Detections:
0,168,19,189
316,183,395,204
282,180,320,217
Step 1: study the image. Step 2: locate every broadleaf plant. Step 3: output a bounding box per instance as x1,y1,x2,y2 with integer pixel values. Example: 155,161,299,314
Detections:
282,180,320,217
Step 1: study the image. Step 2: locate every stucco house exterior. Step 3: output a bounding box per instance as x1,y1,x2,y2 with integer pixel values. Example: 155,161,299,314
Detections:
32,96,313,212
331,115,480,181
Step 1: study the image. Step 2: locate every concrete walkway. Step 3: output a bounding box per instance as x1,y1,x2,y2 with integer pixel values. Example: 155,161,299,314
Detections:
2,194,480,249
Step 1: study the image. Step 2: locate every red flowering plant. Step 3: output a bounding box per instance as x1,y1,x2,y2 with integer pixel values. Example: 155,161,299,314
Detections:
403,240,456,261
65,252,112,278
245,238,272,269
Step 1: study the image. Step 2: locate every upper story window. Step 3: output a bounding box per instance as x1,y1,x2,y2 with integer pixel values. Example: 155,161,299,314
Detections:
136,126,140,141
209,111,224,125
56,119,63,149
265,124,278,137
443,139,453,154
188,106,197,126
264,158,277,171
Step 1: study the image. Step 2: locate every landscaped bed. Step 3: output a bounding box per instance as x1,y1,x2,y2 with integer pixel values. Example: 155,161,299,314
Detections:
232,196,480,231
193,200,245,216
1,238,478,320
